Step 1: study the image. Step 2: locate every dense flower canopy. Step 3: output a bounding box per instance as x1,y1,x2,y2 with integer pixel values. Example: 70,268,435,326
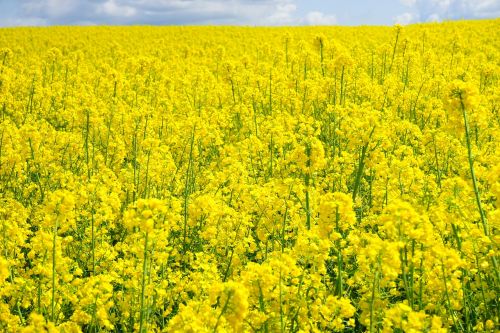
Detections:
0,19,499,332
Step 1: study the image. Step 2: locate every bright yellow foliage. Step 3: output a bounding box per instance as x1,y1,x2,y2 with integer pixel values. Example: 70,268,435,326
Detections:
0,19,499,332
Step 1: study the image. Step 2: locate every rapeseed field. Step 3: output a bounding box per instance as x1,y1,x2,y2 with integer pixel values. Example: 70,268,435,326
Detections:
0,20,499,332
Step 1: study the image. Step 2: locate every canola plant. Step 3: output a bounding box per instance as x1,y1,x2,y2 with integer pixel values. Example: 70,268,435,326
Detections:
0,20,499,332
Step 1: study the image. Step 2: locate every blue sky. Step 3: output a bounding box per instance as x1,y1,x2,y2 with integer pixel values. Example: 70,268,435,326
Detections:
0,0,499,26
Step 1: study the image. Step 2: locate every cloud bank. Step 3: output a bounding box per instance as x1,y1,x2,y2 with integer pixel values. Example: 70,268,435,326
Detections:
2,0,498,27
3,0,337,26
396,0,500,24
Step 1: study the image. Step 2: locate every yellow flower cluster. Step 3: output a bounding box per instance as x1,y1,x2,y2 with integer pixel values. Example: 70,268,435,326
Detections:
0,19,499,332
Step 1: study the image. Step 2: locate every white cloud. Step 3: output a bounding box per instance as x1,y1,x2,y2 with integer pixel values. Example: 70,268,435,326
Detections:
395,12,415,24
304,11,337,25
97,0,137,18
396,0,500,24
11,0,311,26
400,0,417,6
431,0,453,10
265,2,297,25
427,13,441,21
23,0,79,18
0,17,48,27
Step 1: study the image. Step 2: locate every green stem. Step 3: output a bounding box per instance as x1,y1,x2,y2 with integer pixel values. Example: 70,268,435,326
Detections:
319,37,324,77
91,212,95,275
139,232,149,333
335,208,343,296
459,97,487,235
389,28,400,73
85,109,91,179
459,96,500,282
182,127,195,252
340,66,345,106
352,144,367,202
369,268,379,333
213,291,232,333
353,127,376,202
441,261,462,331
257,280,269,333
305,173,311,230
51,217,58,323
